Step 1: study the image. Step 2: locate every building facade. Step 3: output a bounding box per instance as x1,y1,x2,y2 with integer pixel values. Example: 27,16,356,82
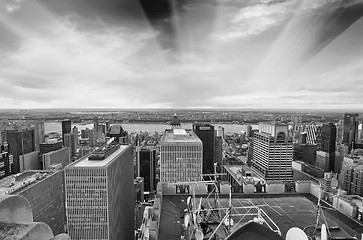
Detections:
137,147,156,192
61,120,71,146
321,122,337,172
160,129,202,183
65,144,134,240
251,123,293,183
342,113,359,152
306,124,322,150
193,123,215,175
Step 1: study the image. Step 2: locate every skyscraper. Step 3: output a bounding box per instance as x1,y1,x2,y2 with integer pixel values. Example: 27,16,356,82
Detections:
251,123,293,183
73,126,79,147
321,123,337,172
32,121,45,151
137,147,156,191
193,123,215,175
160,128,202,183
0,143,10,179
65,144,134,240
62,120,71,146
306,124,322,150
342,113,358,152
64,133,77,158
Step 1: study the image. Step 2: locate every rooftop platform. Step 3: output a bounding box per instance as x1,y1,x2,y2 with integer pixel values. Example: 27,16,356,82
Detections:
71,145,129,168
159,195,356,240
0,170,56,195
161,129,201,144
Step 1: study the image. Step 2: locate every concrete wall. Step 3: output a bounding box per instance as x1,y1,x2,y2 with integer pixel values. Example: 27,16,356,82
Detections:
333,196,358,218
20,151,40,172
266,182,284,194
295,181,312,193
310,183,324,199
243,182,255,194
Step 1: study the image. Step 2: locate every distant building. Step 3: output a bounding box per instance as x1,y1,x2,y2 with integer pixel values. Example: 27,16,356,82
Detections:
136,147,157,192
246,125,252,138
61,120,71,146
343,113,359,153
306,124,322,150
293,143,317,165
65,144,134,240
63,133,77,158
193,123,215,176
215,136,223,166
160,128,202,183
39,141,62,154
321,123,337,172
0,170,67,235
72,126,79,147
32,121,45,151
107,124,128,144
0,143,11,179
251,123,293,183
42,147,70,170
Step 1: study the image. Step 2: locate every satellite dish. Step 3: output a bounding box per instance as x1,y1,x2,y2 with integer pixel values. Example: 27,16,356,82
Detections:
184,214,190,228
286,227,308,240
195,229,204,240
187,196,192,206
321,224,327,240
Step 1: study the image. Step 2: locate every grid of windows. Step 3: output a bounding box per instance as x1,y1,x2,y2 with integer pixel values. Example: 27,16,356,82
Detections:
160,144,202,183
65,168,109,240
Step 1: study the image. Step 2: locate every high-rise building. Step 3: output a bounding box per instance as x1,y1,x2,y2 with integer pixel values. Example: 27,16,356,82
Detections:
215,136,223,166
0,170,67,235
251,123,293,183
64,133,77,158
39,141,63,154
73,126,79,147
5,129,35,174
136,147,156,191
32,121,45,151
293,143,317,165
193,123,215,175
107,124,128,144
94,116,99,144
160,128,202,183
65,144,134,240
321,123,337,172
62,120,72,146
0,143,11,179
306,124,322,150
246,125,252,138
342,113,358,152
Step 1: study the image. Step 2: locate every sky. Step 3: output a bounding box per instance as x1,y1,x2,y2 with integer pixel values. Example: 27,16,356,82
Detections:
0,0,363,110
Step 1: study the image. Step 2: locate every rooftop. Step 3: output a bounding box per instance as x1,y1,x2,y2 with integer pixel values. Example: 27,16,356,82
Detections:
71,145,128,168
159,195,356,240
161,129,202,144
0,170,56,195
224,165,265,185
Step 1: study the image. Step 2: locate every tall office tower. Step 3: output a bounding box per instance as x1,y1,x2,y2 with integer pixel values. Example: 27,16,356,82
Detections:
215,126,225,139
193,123,215,175
321,123,337,172
160,128,202,183
32,121,45,151
306,124,322,150
107,124,128,144
72,126,79,147
246,125,252,138
136,147,156,191
215,136,223,166
251,123,293,183
342,113,359,152
5,129,35,174
293,143,317,165
62,120,72,146
64,133,77,158
0,144,11,179
170,113,181,129
94,116,99,143
65,144,134,240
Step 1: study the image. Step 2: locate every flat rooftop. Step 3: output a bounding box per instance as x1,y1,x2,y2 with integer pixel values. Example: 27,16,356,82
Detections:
72,145,128,168
0,170,55,195
159,195,358,240
161,129,202,144
224,165,265,185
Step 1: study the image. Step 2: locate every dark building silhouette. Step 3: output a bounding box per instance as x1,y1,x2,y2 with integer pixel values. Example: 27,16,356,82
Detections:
39,142,62,154
193,123,215,175
61,120,71,146
342,113,358,152
5,129,35,174
215,136,223,166
293,144,317,165
107,124,128,143
0,144,10,179
321,122,337,172
138,148,156,191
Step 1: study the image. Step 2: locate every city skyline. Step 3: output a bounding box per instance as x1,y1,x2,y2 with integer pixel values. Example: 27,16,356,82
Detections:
0,0,363,109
